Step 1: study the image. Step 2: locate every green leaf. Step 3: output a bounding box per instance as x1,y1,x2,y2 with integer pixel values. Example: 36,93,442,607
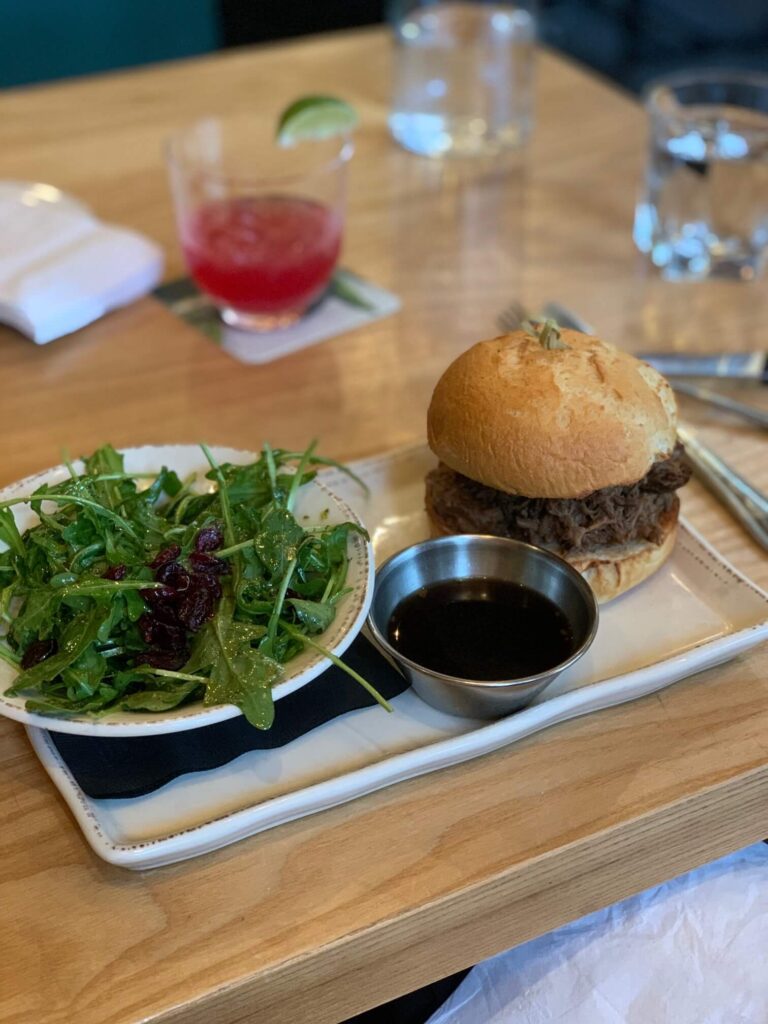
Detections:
83,444,123,478
62,515,99,551
254,505,304,579
121,679,202,711
276,450,369,495
82,444,135,512
235,583,274,618
69,542,106,572
57,578,157,598
0,641,20,668
25,694,107,716
140,466,183,506
287,598,335,634
61,646,107,699
189,601,282,730
29,529,67,571
209,462,273,508
96,594,126,642
1,489,140,544
174,492,216,525
0,507,24,559
200,445,236,546
286,440,317,511
8,588,61,650
282,621,393,713
239,683,277,731
124,588,148,622
7,604,108,694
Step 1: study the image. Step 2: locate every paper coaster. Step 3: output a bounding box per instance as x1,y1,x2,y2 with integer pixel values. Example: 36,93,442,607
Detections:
154,270,401,365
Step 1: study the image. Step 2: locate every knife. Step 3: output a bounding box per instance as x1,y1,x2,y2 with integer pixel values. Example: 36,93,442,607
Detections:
539,304,768,382
677,424,768,551
634,352,768,382
669,381,768,430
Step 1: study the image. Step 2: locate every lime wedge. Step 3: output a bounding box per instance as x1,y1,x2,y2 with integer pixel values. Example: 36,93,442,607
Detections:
276,95,359,144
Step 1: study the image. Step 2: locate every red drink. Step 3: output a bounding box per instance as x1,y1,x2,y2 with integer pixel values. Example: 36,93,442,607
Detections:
182,196,343,316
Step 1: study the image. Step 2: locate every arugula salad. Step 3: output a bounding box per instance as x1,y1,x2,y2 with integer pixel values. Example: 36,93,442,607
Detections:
0,443,388,729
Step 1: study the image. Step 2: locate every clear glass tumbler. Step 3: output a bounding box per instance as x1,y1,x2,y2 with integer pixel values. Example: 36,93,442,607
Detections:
167,118,352,331
634,71,768,281
388,0,536,158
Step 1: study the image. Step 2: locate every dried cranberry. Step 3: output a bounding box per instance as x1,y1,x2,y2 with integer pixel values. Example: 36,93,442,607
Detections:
103,564,127,581
138,614,185,648
140,648,189,671
21,637,58,670
150,603,183,628
149,544,181,569
195,524,224,553
155,562,190,591
177,585,214,631
140,586,176,606
194,573,222,601
136,533,229,665
161,622,188,650
137,613,158,645
189,552,229,575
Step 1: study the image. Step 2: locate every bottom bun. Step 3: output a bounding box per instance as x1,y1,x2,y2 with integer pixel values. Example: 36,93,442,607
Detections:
568,521,677,603
425,506,678,603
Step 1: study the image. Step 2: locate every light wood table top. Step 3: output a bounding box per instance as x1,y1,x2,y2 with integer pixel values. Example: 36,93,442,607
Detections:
1,27,767,1024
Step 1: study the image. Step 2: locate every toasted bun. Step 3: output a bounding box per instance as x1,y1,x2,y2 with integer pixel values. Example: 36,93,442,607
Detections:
427,330,678,499
568,515,677,602
426,500,679,603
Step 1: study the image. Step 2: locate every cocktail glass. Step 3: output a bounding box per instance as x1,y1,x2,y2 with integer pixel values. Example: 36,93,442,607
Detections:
167,117,352,331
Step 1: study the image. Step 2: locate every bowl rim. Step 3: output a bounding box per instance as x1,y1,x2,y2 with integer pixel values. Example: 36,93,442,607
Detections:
367,534,599,690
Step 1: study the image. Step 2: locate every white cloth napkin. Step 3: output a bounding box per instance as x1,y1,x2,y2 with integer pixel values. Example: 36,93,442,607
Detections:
428,842,768,1024
0,184,163,344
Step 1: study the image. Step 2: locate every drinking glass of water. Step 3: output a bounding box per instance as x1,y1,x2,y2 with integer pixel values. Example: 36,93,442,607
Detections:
388,0,536,158
634,71,768,281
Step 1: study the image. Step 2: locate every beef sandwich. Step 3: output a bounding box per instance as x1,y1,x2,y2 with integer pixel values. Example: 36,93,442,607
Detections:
425,325,691,602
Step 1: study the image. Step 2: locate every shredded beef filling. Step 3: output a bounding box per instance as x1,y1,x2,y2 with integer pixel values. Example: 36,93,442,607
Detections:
426,443,691,553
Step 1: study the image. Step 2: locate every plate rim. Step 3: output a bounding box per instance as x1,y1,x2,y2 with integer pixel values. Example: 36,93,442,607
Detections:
0,445,374,737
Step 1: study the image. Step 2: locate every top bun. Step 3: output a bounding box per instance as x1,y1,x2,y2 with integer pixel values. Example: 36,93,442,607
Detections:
427,329,678,499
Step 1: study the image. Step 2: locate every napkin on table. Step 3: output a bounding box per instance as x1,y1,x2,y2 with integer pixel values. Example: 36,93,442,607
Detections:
0,184,163,344
428,841,768,1024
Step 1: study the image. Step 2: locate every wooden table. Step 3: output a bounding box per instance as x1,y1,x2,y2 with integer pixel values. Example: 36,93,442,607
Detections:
2,28,767,1024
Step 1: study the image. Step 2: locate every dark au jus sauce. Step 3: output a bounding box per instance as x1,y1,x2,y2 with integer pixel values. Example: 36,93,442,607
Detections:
386,578,577,681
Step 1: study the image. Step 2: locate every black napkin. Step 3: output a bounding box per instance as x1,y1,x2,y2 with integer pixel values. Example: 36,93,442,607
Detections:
49,636,408,800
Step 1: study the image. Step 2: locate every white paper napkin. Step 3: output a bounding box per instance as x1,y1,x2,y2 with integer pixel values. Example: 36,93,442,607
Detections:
0,183,163,344
428,842,768,1024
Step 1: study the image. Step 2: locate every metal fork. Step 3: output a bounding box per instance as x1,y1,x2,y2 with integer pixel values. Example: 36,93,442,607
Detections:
497,299,532,334
496,300,768,551
497,300,594,335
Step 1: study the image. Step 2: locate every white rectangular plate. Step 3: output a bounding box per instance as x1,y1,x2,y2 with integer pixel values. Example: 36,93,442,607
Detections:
27,445,768,868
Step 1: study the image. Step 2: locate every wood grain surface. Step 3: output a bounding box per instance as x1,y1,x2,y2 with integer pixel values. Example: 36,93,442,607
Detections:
1,28,767,1024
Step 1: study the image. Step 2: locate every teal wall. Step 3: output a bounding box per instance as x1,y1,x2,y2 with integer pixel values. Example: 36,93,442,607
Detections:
0,1,220,88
